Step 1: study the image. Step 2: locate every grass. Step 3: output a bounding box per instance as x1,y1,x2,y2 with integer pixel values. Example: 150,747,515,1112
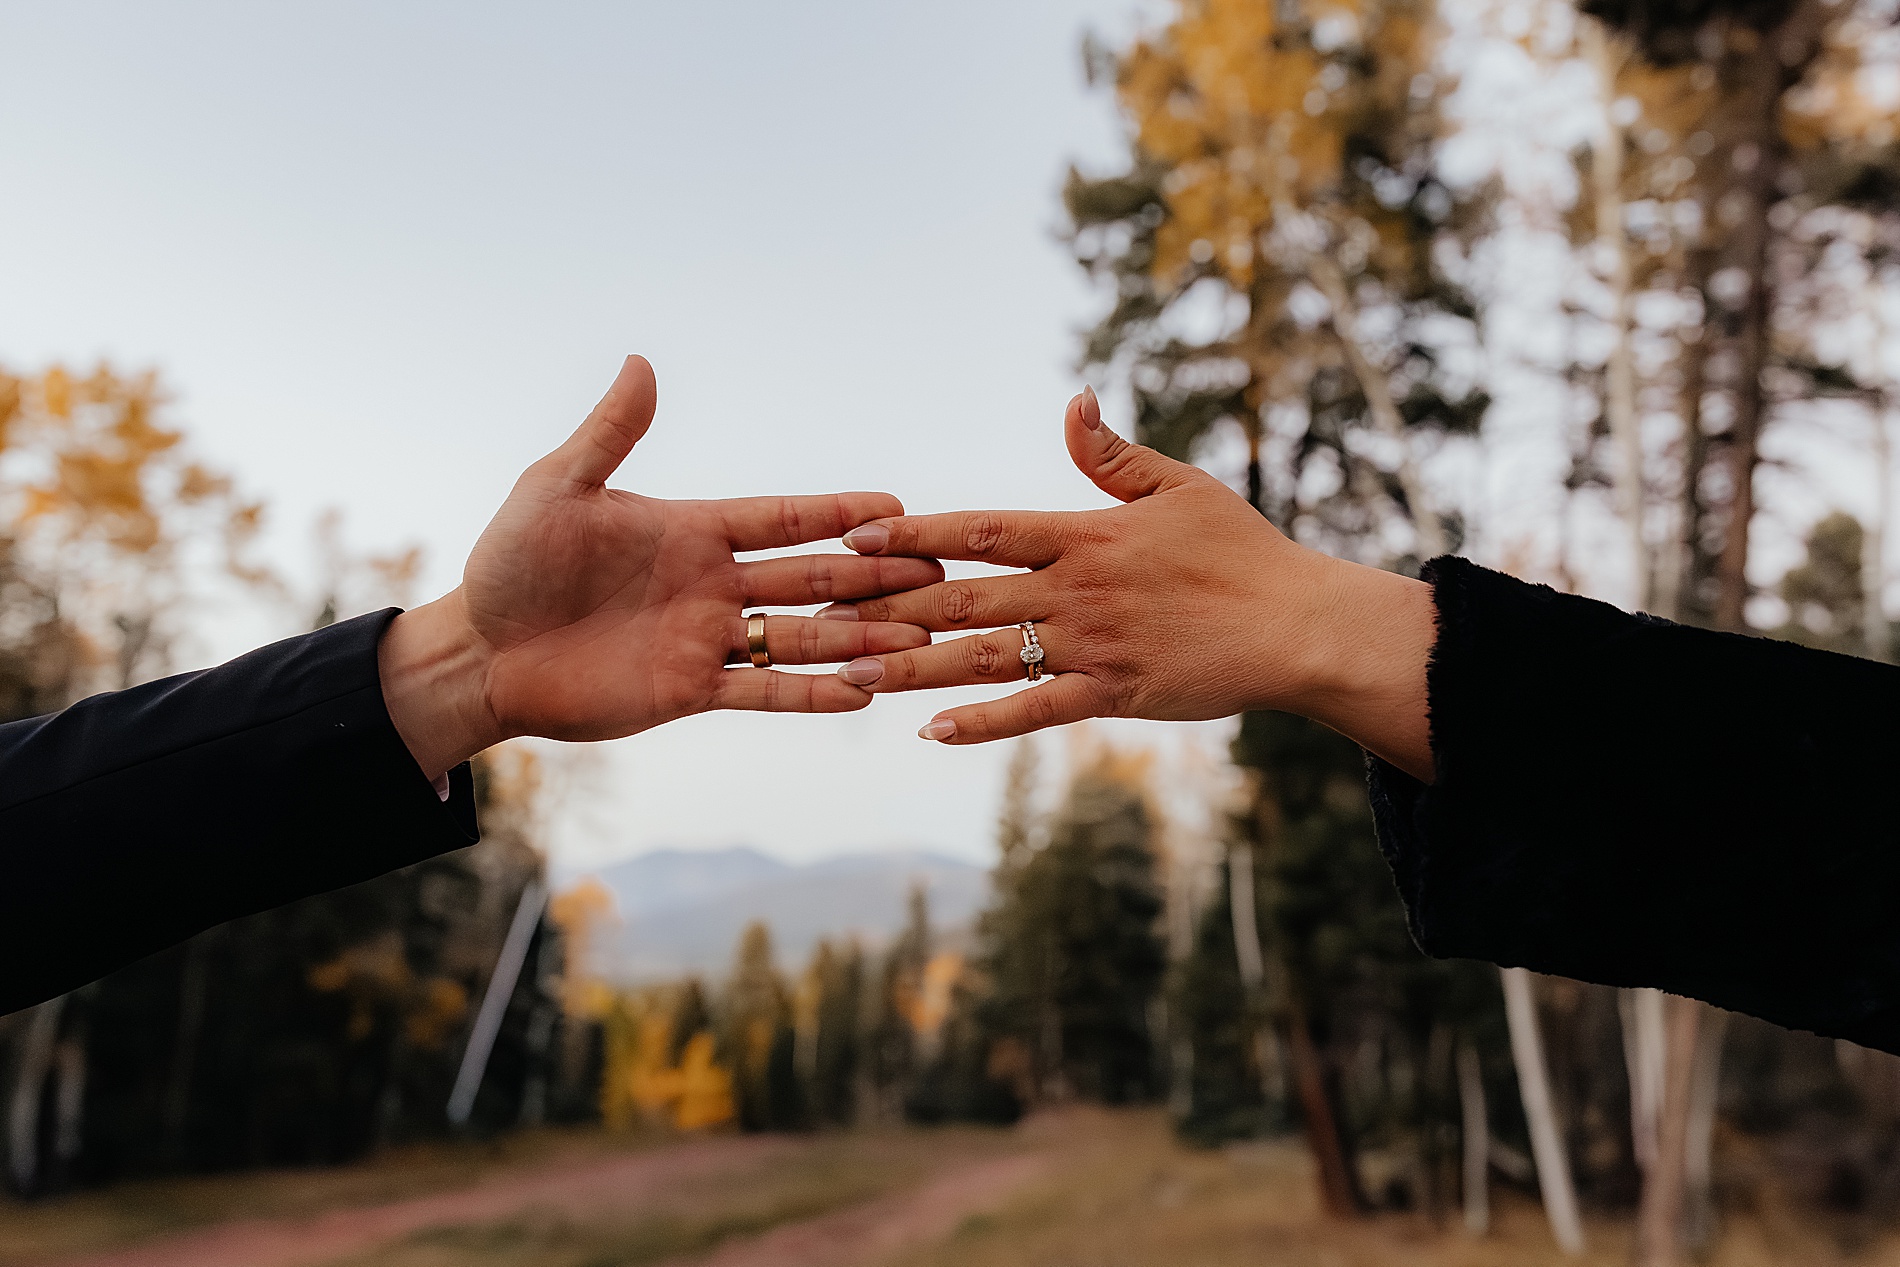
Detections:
891,1110,1900,1267
0,1127,672,1266
15,1109,1900,1266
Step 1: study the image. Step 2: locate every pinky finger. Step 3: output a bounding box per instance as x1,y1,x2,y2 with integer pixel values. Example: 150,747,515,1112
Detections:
916,674,1110,745
714,668,874,714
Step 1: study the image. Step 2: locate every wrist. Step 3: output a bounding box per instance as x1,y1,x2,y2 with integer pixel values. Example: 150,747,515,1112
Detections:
377,591,505,783
1265,552,1438,782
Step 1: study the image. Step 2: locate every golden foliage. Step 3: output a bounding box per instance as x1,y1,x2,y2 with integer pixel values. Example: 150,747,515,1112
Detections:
549,877,618,1020
600,988,736,1133
306,931,471,1050
0,361,274,691
1118,0,1445,291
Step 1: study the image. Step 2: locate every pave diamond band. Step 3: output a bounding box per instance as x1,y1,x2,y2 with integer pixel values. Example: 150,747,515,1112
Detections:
1017,622,1045,683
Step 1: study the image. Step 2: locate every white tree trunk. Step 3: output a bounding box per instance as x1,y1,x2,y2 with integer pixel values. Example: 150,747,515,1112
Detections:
1501,967,1586,1254
1867,406,1892,661
1586,21,1647,609
1228,843,1266,992
1620,986,1667,1173
1683,1006,1729,1252
1457,1041,1490,1235
448,879,547,1125
1227,843,1286,1105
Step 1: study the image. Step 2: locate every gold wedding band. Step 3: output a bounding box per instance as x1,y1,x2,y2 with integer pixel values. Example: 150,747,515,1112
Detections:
747,614,772,668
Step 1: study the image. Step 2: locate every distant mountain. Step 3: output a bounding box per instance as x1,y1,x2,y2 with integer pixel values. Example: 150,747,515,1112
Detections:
580,847,991,982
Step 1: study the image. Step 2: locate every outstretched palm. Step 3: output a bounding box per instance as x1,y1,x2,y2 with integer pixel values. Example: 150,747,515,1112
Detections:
394,357,937,769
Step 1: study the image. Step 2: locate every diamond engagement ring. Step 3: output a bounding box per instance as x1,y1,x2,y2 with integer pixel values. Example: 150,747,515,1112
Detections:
1017,622,1045,683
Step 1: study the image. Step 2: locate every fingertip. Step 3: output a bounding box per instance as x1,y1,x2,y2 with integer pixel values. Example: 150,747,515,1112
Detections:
843,524,890,554
816,603,860,621
850,492,904,522
818,677,874,711
918,717,957,742
1080,385,1101,430
613,354,658,402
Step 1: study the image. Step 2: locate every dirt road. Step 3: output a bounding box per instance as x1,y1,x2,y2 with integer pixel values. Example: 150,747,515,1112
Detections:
40,1136,795,1267
39,1134,1045,1267
661,1153,1047,1267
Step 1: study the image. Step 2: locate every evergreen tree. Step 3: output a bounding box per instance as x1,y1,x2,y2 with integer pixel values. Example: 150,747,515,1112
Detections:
979,750,1166,1105
799,938,863,1127
1775,511,1878,655
720,922,798,1131
859,887,930,1125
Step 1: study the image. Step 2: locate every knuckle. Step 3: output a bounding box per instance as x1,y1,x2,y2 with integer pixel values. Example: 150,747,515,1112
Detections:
797,620,824,662
855,598,891,622
939,582,978,625
1096,441,1140,479
968,636,1003,678
962,512,1007,558
806,556,835,600
1022,687,1058,727
778,498,804,544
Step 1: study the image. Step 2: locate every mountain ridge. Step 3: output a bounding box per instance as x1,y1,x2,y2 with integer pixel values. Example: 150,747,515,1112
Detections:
570,845,992,982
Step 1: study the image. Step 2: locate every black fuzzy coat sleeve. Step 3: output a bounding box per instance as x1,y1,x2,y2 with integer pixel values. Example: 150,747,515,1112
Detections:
0,610,479,1016
1368,556,1900,1052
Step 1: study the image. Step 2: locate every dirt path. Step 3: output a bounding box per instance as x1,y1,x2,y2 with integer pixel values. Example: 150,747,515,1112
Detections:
38,1135,1048,1267
661,1152,1048,1267
41,1135,798,1267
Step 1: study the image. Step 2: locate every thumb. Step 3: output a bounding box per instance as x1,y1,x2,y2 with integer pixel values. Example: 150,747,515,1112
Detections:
1064,385,1198,504
543,355,658,486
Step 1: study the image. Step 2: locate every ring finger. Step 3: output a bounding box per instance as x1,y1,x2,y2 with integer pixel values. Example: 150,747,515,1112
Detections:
726,614,929,667
835,623,1067,692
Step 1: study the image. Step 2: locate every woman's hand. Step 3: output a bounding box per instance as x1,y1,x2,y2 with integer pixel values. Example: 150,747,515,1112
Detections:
819,388,1439,781
378,356,942,780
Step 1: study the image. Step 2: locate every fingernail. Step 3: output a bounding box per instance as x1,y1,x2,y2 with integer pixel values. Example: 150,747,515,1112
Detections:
843,524,889,553
918,718,956,741
1080,385,1102,430
817,603,859,621
838,658,884,686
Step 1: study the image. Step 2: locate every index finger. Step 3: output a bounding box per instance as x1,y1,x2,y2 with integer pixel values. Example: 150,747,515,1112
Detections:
842,510,1075,569
719,492,907,552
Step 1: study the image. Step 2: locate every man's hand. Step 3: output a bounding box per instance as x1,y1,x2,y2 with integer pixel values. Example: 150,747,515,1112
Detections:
379,356,941,780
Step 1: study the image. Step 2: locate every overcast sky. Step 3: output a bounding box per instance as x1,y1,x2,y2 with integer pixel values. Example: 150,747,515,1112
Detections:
0,1,1240,870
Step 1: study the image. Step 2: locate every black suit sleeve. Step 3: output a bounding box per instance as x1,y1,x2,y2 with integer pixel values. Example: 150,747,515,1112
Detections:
1369,556,1900,1053
0,609,479,1016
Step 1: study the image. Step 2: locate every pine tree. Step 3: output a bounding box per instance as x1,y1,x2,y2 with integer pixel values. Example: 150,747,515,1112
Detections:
979,749,1167,1105
859,887,930,1125
721,922,798,1131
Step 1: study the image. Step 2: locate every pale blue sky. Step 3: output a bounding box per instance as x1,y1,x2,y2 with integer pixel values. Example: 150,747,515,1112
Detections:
0,1,1233,868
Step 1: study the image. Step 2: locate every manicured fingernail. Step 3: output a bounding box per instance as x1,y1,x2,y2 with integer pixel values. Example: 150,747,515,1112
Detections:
918,718,956,741
839,658,884,686
1080,385,1102,430
817,603,859,621
843,524,888,553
